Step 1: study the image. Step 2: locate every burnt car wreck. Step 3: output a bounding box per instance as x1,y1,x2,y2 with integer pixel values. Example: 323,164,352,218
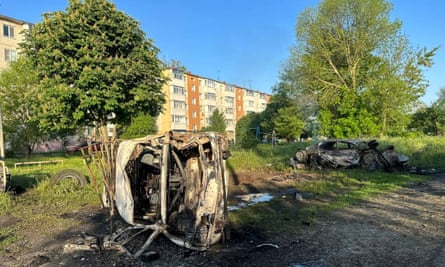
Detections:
290,139,409,172
69,131,231,258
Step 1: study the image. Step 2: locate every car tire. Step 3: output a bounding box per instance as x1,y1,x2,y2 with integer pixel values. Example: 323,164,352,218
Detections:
295,150,307,163
51,169,88,187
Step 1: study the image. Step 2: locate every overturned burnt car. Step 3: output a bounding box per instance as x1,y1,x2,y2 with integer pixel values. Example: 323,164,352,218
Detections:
290,139,409,171
72,131,231,258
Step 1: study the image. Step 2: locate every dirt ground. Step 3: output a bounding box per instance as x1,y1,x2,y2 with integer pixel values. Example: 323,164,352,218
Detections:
1,170,445,267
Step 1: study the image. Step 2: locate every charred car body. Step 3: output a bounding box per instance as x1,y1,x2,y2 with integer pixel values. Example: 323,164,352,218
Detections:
72,131,231,258
290,139,409,171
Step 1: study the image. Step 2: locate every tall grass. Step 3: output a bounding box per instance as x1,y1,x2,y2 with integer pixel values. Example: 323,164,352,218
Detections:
229,136,445,172
6,152,89,189
0,153,100,253
228,142,309,171
1,153,100,215
378,136,445,169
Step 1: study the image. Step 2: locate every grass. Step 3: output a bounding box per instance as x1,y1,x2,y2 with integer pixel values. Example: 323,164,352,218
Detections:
0,152,100,253
0,226,22,253
378,136,445,169
229,136,445,238
0,136,444,251
227,141,309,171
229,169,431,238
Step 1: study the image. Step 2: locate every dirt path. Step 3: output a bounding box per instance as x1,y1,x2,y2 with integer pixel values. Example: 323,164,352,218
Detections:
1,172,445,267
289,174,445,267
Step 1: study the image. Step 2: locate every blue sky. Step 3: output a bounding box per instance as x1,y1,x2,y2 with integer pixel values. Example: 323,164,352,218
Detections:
1,0,443,104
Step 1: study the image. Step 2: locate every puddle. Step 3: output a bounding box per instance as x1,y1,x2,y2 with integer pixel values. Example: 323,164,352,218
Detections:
228,193,274,211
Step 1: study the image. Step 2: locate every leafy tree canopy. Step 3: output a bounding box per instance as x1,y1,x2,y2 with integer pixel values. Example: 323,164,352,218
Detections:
282,0,437,138
409,93,445,136
119,113,157,139
201,109,226,133
0,57,47,155
235,112,261,149
21,0,166,135
273,106,305,141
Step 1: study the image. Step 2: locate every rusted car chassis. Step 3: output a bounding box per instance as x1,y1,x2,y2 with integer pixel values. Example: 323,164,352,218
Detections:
74,132,231,258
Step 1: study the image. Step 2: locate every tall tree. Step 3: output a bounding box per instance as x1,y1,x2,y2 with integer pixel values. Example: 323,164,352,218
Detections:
436,87,445,106
259,83,293,134
201,109,226,133
235,112,261,148
119,113,157,139
409,102,445,136
273,106,305,141
0,57,46,155
285,0,437,137
20,0,166,139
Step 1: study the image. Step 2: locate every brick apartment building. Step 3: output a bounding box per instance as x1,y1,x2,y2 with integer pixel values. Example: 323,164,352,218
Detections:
157,69,270,140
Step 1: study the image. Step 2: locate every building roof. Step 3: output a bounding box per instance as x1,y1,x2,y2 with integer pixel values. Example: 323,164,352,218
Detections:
0,14,33,26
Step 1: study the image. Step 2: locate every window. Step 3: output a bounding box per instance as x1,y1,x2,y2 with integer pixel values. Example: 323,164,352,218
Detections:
192,111,197,118
3,24,14,38
4,49,16,62
173,70,183,80
225,85,234,92
205,92,216,100
173,86,185,95
171,115,186,123
205,79,215,88
225,107,234,114
191,98,196,105
260,93,266,99
248,100,254,107
173,100,186,109
191,84,196,92
246,90,255,97
225,96,234,106
193,124,197,132
207,105,216,113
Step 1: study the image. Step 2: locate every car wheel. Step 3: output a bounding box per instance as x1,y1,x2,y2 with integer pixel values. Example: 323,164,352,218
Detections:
295,150,307,163
51,169,88,187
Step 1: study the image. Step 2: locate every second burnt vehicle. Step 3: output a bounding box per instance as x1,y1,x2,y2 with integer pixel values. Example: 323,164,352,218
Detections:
290,139,409,172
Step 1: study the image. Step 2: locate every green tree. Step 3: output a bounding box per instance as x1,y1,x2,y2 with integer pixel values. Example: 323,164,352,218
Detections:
259,83,293,134
409,103,445,136
20,0,166,139
273,106,305,141
119,113,157,139
0,57,45,155
201,109,226,133
284,0,437,137
235,112,261,149
436,87,445,106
